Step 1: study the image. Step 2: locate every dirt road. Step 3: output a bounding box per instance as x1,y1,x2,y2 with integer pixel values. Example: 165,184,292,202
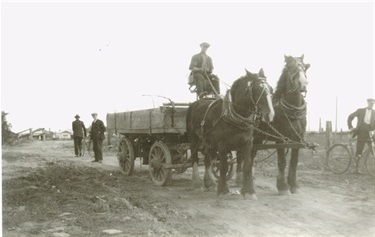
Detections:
2,138,375,236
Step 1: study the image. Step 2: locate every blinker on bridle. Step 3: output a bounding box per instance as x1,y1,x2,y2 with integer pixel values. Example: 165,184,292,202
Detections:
246,77,269,112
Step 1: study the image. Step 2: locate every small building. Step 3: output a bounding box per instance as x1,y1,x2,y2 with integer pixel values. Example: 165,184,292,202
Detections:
55,131,72,140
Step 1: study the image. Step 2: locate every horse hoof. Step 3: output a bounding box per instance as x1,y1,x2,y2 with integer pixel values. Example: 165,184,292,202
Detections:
278,190,290,196
192,181,203,191
290,188,299,194
243,193,257,201
217,186,230,196
230,190,241,195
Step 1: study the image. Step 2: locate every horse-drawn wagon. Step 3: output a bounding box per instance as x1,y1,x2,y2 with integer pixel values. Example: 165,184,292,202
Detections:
107,56,318,197
106,101,233,186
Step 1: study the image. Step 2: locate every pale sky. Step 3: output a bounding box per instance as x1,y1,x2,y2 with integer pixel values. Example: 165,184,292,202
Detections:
1,1,374,133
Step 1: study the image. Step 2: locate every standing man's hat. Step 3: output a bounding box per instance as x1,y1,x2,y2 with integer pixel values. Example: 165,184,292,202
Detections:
91,112,98,116
367,98,375,103
200,42,210,48
74,114,80,118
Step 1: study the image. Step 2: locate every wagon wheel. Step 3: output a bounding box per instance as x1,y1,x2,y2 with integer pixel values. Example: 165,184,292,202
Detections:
149,141,172,186
211,152,235,181
117,137,135,176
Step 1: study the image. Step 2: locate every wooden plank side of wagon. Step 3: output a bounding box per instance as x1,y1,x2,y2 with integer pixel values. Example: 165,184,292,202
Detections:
106,106,188,135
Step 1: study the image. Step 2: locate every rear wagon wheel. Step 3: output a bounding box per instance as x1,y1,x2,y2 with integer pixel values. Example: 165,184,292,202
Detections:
117,137,135,175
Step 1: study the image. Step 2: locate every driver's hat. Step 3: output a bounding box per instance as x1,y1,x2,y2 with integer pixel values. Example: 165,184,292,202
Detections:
200,42,210,48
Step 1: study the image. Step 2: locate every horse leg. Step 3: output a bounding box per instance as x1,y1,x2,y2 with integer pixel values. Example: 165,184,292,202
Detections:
203,149,217,190
276,148,290,195
235,150,243,186
191,141,203,190
288,148,299,194
240,146,257,200
217,151,230,195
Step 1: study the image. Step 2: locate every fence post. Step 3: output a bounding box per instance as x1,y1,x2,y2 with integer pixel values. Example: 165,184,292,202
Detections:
326,121,332,150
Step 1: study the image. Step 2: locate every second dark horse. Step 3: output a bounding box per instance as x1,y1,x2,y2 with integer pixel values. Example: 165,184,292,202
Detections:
186,69,274,198
237,55,311,195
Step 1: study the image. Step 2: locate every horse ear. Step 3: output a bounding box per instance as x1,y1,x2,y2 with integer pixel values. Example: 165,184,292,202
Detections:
259,68,265,78
300,54,304,61
305,63,310,71
245,68,251,76
284,54,291,62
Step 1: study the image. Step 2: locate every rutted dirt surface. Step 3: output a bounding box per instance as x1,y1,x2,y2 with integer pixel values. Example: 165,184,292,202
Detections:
2,135,375,237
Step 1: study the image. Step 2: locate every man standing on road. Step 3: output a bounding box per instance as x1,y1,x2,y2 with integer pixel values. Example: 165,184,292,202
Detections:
347,98,375,172
72,114,87,157
90,113,106,163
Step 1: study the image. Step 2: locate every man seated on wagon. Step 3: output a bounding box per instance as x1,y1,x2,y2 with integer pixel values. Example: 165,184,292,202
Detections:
189,42,220,99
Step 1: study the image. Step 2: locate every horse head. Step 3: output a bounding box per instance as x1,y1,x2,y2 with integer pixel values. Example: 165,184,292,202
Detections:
284,54,310,93
230,68,274,122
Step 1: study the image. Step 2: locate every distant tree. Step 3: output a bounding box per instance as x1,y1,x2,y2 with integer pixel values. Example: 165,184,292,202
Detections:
2,111,14,145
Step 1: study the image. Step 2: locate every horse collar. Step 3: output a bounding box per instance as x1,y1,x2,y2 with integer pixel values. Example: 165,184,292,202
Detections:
221,91,259,129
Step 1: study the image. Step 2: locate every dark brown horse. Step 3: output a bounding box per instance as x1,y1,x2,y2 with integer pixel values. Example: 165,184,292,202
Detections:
186,69,274,198
237,55,310,195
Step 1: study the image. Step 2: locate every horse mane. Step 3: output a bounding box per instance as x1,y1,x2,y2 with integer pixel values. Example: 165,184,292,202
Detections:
230,75,250,98
272,67,288,99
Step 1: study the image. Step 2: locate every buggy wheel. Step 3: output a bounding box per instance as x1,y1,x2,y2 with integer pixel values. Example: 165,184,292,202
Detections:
149,141,172,186
117,137,135,175
365,148,375,177
211,152,235,181
326,144,352,174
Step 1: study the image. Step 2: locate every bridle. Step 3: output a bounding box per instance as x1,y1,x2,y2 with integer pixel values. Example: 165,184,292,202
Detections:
285,61,308,96
244,77,270,113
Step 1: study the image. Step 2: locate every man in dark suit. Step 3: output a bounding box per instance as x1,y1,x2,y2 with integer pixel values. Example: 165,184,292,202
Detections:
90,113,106,163
72,114,87,157
347,98,375,171
189,42,220,99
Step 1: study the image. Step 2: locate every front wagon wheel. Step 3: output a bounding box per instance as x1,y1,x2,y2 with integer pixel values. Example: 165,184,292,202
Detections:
117,137,135,175
149,141,172,186
211,152,235,181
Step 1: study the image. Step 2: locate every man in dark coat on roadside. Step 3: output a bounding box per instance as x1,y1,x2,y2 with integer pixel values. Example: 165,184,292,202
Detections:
347,98,375,172
72,114,87,157
90,112,106,163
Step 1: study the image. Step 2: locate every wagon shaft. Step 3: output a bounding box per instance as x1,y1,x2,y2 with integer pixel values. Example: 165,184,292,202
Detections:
253,142,319,150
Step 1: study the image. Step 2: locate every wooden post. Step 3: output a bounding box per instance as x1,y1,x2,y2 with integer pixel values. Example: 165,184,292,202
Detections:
319,118,322,133
326,121,332,150
107,129,112,146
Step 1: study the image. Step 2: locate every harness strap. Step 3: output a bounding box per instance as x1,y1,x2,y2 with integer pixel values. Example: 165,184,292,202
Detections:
279,97,307,119
200,99,222,136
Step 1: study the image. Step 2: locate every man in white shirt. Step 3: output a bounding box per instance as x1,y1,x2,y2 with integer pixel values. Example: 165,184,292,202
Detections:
347,98,375,171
